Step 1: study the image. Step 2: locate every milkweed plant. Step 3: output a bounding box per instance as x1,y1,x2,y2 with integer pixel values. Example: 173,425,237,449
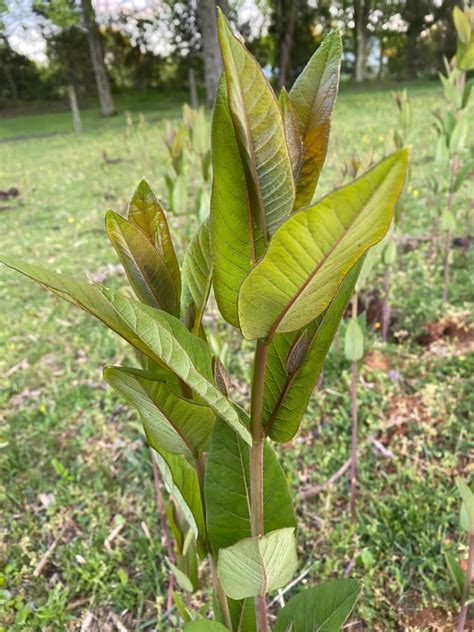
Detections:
2,11,409,632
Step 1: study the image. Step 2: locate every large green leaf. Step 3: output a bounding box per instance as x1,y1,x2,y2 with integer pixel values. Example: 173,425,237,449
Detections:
210,78,262,328
0,260,251,445
106,210,179,315
217,528,297,599
289,30,342,208
217,10,294,241
238,148,409,340
127,178,181,297
263,261,361,443
0,260,160,360
153,447,205,544
205,417,295,552
100,291,251,445
104,366,215,457
273,579,360,632
181,218,213,334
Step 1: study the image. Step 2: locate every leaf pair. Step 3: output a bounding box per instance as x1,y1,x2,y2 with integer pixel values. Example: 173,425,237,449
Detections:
211,13,342,330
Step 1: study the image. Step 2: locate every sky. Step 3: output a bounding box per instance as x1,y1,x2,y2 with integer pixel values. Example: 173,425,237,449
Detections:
1,0,268,64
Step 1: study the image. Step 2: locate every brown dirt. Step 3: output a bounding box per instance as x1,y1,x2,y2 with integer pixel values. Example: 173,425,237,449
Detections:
418,311,474,356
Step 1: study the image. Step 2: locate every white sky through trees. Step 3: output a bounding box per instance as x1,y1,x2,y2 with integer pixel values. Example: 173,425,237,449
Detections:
1,0,269,64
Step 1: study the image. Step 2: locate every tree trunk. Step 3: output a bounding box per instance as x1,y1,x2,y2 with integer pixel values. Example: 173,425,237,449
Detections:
349,293,359,523
68,85,82,134
354,0,370,82
80,0,115,117
278,0,298,90
188,67,199,109
198,0,223,108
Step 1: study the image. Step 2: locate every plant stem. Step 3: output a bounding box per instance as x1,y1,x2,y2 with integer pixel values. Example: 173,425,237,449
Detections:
250,339,268,632
349,294,359,523
442,228,451,305
382,263,391,343
210,556,233,631
150,449,175,611
457,534,474,632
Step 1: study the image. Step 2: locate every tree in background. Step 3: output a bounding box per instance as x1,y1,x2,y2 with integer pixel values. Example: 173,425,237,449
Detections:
197,0,230,107
79,0,115,115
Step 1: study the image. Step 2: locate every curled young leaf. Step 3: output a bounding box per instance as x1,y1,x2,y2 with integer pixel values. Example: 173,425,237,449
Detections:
106,210,179,315
127,178,181,298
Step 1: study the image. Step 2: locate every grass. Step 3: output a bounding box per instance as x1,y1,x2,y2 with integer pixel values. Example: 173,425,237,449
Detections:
0,82,473,631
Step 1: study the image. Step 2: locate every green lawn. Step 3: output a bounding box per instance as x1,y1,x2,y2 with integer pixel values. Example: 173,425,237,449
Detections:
0,82,473,631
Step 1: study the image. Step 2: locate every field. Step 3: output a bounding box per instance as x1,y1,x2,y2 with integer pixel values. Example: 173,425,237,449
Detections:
1,82,473,631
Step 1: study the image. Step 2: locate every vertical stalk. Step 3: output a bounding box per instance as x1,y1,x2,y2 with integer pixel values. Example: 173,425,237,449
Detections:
349,294,359,523
382,263,391,343
210,557,233,631
442,155,458,305
456,534,474,632
250,339,268,632
150,450,175,611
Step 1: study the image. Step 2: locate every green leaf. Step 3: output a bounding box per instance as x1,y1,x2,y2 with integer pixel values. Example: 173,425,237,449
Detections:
211,78,264,328
0,260,250,445
445,552,465,597
100,291,251,445
238,148,409,340
106,210,179,315
457,477,474,534
217,10,294,240
0,260,163,362
217,528,297,599
167,559,194,593
273,578,361,632
344,319,364,362
228,597,256,632
181,219,213,334
103,366,215,457
205,417,295,552
453,6,471,44
153,448,205,544
263,262,361,443
279,87,303,182
183,621,230,631
383,240,397,266
289,29,342,208
127,178,181,298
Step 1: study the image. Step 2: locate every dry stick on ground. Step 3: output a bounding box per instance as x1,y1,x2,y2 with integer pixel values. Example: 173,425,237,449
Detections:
301,431,396,501
457,534,474,632
33,526,67,577
150,449,175,611
349,293,359,522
